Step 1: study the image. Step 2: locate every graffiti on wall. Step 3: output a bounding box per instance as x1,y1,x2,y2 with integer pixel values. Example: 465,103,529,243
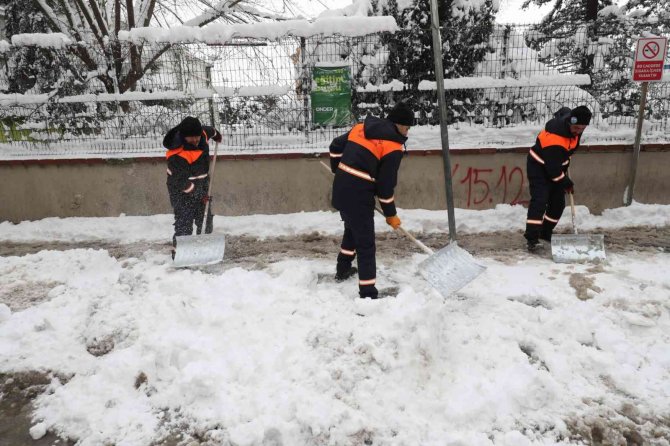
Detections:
452,163,529,208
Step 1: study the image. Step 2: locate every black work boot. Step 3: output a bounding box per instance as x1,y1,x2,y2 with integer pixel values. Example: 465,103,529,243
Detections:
335,264,358,282
359,284,379,299
527,239,547,253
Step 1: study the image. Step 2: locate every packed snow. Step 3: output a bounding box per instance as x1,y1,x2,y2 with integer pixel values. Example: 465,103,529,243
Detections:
0,203,669,445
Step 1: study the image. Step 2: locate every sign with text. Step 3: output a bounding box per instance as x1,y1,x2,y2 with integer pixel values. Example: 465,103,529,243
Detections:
311,66,352,127
633,37,668,82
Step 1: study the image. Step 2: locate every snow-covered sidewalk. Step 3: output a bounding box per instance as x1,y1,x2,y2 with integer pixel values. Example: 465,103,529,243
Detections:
2,202,670,243
0,203,669,445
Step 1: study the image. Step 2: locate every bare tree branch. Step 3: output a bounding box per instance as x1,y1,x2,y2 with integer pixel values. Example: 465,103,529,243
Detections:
71,0,106,48
88,0,110,36
124,0,143,91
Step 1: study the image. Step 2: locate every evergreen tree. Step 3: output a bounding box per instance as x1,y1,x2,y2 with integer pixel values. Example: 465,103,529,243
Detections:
357,0,496,124
523,0,670,120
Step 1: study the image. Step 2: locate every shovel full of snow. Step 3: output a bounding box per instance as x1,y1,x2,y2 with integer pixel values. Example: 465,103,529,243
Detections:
551,193,605,263
319,161,485,297
173,141,226,268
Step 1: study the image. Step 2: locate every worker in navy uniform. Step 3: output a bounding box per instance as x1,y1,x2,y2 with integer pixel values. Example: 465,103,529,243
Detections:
164,116,223,255
525,106,591,252
329,102,414,299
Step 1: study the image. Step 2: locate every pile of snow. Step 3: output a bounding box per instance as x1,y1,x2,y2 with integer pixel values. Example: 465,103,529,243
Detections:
0,204,668,445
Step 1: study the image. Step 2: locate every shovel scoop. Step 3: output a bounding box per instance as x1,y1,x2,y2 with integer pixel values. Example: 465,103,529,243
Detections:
173,233,226,267
551,233,605,263
551,194,606,263
419,241,487,297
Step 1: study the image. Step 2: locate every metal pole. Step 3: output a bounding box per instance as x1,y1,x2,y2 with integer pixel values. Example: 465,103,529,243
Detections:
625,81,648,206
429,0,457,241
300,37,310,138
205,65,217,128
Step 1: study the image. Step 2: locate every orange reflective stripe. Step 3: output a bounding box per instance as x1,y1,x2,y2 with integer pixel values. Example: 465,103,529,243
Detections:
359,278,376,286
340,248,355,256
339,162,375,182
537,130,578,152
529,149,545,164
347,123,403,159
544,214,559,223
379,196,394,204
527,219,543,225
330,152,342,158
552,172,565,182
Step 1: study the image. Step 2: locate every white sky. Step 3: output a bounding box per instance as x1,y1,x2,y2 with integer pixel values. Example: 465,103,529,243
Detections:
297,0,553,23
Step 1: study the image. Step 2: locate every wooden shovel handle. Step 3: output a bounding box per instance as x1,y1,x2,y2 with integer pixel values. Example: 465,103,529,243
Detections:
568,192,578,235
203,141,219,219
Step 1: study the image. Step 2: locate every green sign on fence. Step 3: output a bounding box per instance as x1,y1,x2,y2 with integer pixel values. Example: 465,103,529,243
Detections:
311,65,352,127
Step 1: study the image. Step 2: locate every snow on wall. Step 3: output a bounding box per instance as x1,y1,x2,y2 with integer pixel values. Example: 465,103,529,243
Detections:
118,16,398,45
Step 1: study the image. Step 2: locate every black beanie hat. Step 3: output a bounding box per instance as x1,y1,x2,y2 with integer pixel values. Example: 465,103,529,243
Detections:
387,102,415,126
179,116,203,137
569,106,592,125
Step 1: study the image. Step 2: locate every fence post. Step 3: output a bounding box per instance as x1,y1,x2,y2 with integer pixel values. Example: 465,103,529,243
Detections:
300,37,310,138
429,0,458,241
625,81,649,206
205,64,217,128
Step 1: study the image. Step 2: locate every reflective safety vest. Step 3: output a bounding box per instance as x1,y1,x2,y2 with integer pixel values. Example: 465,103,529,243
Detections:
347,123,403,161
165,130,209,164
529,130,578,165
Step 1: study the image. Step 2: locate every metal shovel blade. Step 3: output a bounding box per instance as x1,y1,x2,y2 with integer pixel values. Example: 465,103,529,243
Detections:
173,233,226,268
551,234,605,263
418,242,487,298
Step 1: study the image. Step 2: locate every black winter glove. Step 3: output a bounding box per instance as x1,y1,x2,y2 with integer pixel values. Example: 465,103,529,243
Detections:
212,130,223,143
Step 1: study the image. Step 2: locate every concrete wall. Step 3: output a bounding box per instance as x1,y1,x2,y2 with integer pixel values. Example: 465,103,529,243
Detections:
1,146,669,223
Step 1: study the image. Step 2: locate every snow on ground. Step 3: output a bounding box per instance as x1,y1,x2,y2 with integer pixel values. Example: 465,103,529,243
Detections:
0,204,669,445
2,201,670,243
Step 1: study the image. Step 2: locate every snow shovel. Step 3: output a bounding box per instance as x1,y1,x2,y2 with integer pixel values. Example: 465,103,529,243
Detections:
551,193,605,263
319,160,485,297
396,224,486,298
173,141,226,268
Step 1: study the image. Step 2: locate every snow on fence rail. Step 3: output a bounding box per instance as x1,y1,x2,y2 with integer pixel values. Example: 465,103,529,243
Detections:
118,17,399,44
0,85,296,106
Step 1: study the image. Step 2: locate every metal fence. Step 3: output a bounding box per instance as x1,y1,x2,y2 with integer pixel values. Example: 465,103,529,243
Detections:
0,24,668,157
